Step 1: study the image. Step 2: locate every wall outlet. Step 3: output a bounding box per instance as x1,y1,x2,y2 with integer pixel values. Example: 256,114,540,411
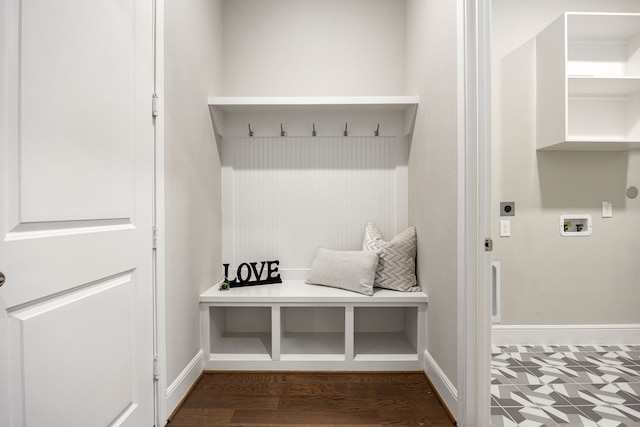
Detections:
499,220,511,237
602,201,612,218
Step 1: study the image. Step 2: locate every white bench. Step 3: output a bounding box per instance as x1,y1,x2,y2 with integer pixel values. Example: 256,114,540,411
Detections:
200,280,428,371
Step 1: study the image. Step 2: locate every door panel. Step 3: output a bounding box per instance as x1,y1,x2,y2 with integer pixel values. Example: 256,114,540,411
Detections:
12,273,135,426
0,1,155,426
19,0,134,222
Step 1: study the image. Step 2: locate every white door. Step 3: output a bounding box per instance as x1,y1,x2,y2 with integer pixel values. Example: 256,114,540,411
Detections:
0,1,155,426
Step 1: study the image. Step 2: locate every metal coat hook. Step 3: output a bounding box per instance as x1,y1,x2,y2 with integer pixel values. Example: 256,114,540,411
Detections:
343,123,348,137
248,123,254,137
375,124,380,136
312,123,317,137
280,123,285,137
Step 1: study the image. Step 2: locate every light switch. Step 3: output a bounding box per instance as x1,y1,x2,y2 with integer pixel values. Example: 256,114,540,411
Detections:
500,220,511,237
602,201,612,218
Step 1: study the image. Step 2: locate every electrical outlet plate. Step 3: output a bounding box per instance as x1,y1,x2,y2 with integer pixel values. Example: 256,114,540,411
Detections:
499,220,511,237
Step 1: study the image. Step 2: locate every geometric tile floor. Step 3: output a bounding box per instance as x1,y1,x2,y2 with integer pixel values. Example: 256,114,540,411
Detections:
491,345,640,427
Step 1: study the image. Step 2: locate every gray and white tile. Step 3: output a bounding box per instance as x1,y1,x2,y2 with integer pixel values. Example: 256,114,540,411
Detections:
491,344,640,426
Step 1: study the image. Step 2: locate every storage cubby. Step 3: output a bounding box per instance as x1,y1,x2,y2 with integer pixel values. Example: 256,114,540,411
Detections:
567,93,640,142
536,13,640,150
208,306,272,360
566,14,640,77
354,306,418,361
199,281,427,370
280,306,345,360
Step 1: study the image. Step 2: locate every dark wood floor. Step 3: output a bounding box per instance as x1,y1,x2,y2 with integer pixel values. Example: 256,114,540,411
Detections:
168,371,455,426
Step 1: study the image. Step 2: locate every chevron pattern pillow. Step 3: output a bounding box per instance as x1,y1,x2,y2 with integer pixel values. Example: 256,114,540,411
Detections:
362,223,420,292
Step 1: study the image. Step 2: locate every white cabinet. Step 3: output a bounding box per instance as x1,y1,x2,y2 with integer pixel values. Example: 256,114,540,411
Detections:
536,13,640,150
199,281,427,370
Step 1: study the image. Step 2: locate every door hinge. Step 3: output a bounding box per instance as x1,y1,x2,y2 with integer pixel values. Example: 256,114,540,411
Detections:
153,356,160,381
484,237,493,252
152,226,158,249
152,93,159,117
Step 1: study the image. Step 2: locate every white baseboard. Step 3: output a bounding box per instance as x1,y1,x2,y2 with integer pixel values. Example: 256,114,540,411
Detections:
166,350,204,416
423,350,458,421
492,324,640,346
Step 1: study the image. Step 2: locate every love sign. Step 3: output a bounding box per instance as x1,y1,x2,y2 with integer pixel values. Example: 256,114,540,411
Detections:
223,260,282,287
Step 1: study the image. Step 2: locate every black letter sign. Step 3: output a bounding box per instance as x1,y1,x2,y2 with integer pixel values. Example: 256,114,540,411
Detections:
223,260,282,288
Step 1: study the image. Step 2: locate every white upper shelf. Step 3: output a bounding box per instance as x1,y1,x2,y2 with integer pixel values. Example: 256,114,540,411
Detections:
208,96,419,141
568,76,640,96
209,96,420,110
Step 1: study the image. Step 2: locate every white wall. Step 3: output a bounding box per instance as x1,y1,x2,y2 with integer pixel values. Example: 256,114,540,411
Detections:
221,136,408,278
491,0,640,325
221,0,405,96
164,0,223,400
406,0,459,388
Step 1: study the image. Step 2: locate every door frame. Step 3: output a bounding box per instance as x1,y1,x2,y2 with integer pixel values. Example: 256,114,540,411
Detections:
458,0,492,426
152,0,168,425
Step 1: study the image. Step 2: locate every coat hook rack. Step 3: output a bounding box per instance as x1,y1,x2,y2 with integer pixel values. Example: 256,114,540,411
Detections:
375,124,380,136
280,123,285,137
248,123,254,137
343,123,348,137
312,123,317,137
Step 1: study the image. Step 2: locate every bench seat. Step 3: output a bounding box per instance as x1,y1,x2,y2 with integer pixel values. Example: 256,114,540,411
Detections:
200,279,429,303
199,280,428,371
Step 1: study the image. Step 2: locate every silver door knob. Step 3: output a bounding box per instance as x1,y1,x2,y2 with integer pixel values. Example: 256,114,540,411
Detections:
0,271,5,287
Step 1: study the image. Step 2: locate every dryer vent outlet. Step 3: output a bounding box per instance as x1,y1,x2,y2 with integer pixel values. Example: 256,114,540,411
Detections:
500,202,515,216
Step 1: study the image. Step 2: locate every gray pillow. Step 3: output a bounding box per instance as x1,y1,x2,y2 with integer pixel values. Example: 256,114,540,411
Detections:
362,222,420,292
306,247,379,296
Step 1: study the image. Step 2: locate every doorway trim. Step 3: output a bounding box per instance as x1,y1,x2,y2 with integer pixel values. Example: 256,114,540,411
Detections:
152,0,168,425
458,0,492,426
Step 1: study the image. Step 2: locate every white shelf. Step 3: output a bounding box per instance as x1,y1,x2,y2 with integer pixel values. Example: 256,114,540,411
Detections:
544,140,640,151
200,280,428,304
208,95,419,140
281,332,345,359
354,354,418,362
209,96,419,109
354,332,418,357
536,12,640,150
568,77,640,95
210,332,272,356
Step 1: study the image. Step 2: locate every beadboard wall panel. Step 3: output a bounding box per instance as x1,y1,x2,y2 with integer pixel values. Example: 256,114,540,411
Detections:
221,136,408,279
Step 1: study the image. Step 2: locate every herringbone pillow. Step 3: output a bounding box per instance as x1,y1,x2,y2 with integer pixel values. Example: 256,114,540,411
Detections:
362,223,420,292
